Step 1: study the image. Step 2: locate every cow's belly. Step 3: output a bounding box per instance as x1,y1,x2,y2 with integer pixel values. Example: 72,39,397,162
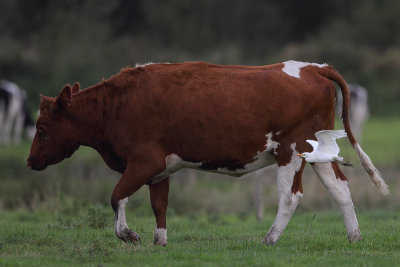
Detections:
149,148,276,184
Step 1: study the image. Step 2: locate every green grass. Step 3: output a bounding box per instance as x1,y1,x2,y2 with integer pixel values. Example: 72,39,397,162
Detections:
335,117,400,167
360,117,400,166
0,210,399,266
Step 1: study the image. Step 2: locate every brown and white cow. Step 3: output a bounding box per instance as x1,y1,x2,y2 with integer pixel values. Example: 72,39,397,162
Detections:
27,61,388,246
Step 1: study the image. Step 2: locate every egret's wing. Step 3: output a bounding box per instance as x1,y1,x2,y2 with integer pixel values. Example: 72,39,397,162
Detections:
315,130,347,156
306,139,319,152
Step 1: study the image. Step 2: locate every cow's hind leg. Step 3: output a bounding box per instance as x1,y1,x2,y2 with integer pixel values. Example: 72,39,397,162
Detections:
149,177,170,246
263,143,305,245
311,162,362,242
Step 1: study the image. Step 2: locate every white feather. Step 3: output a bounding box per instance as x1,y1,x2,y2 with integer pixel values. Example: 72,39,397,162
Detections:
301,130,348,164
314,130,346,156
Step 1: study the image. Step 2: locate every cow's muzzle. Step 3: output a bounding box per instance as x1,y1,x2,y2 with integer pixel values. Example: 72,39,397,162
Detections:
26,157,46,171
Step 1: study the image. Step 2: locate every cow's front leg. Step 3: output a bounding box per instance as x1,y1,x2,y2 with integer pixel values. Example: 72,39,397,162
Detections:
263,145,306,245
113,197,140,243
149,177,170,246
111,156,165,244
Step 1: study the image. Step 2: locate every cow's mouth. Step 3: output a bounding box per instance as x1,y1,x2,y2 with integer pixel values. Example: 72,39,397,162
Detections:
26,158,47,171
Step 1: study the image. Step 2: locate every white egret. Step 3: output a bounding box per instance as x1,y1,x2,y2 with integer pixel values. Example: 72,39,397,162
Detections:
297,130,353,166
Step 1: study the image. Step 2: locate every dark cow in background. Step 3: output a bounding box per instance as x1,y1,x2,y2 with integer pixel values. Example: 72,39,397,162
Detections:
0,80,35,144
27,61,387,246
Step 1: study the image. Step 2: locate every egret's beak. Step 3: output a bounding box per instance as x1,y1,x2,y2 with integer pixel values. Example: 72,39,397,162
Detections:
296,154,304,157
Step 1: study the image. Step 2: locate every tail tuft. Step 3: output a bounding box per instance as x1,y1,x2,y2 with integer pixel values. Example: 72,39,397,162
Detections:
320,66,388,195
354,143,389,195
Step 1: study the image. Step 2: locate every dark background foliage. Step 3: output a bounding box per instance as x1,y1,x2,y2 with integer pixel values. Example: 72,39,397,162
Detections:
0,0,399,115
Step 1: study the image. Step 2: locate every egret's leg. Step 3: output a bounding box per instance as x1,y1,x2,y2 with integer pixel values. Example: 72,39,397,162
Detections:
311,162,361,242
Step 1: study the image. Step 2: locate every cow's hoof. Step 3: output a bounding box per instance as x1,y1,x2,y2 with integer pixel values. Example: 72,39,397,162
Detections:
154,228,167,246
126,230,141,243
348,228,362,243
263,228,279,246
262,236,277,246
120,229,141,244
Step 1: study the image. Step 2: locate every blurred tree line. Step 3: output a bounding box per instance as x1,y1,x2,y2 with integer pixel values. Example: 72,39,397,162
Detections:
0,0,399,115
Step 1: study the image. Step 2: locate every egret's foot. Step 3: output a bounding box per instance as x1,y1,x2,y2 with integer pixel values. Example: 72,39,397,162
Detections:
335,160,353,167
154,228,167,246
117,228,141,244
348,228,362,243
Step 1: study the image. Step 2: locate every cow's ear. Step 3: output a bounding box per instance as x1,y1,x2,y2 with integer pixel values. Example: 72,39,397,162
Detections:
71,82,80,94
54,84,72,112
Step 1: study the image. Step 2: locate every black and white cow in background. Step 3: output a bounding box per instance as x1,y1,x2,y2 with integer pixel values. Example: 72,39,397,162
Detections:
0,80,35,145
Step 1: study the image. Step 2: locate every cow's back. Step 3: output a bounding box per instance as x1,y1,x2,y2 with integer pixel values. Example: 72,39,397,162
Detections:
144,63,332,154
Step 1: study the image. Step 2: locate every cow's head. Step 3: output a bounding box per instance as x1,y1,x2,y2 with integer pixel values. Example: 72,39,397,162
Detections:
27,83,81,171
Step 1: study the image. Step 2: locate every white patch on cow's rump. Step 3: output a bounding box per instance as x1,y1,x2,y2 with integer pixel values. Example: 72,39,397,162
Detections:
282,60,327,79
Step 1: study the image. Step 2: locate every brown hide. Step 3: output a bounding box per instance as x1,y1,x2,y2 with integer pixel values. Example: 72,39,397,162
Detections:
27,61,348,189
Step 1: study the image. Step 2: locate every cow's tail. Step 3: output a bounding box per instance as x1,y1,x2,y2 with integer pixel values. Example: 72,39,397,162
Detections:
319,66,389,195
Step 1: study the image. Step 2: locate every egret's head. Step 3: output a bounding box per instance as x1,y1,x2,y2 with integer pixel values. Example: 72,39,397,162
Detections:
296,152,310,159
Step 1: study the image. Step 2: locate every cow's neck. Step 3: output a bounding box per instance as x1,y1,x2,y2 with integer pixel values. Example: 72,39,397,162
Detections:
69,83,109,149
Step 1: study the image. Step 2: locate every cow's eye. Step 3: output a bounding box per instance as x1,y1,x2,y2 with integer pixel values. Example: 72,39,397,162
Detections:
37,125,49,140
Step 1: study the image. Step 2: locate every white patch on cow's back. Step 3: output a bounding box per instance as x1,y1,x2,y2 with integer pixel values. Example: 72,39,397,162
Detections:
135,62,155,67
282,60,327,79
135,62,171,68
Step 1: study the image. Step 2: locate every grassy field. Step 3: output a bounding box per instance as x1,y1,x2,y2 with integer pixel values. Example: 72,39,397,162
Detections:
0,210,399,266
0,117,399,266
